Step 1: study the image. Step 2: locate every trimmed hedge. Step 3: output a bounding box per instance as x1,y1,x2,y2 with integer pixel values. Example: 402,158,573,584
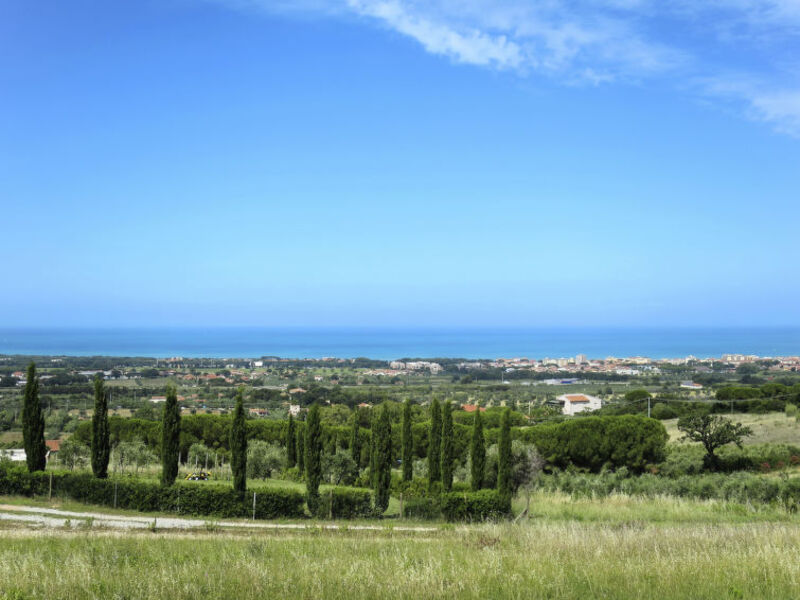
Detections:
441,489,511,522
314,486,373,519
0,464,304,519
403,497,441,520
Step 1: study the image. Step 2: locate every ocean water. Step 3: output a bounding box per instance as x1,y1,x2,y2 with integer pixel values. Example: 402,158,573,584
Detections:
0,327,798,360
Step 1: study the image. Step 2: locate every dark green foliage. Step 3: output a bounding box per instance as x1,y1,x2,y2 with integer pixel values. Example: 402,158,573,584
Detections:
497,408,512,502
91,376,110,479
350,411,361,465
451,406,528,428
70,412,670,476
402,399,413,482
403,496,442,520
517,415,669,472
0,463,304,518
22,363,47,473
440,401,454,491
160,383,181,486
677,414,753,471
428,398,441,489
441,489,510,522
372,405,393,514
314,486,373,519
305,404,322,513
470,409,485,491
229,388,247,497
624,389,652,403
286,414,296,468
296,424,305,474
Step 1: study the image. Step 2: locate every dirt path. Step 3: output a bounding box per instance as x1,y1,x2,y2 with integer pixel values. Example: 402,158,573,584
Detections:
0,504,438,532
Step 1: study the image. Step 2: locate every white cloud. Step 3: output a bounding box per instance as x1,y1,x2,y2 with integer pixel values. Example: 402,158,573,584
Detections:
702,77,800,137
347,0,523,69
208,0,800,136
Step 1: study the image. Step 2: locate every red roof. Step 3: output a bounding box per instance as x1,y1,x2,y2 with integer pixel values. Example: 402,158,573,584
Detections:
462,404,486,413
45,440,61,452
565,394,591,403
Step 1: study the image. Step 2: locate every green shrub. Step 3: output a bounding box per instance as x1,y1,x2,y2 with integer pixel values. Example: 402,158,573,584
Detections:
440,489,511,522
313,486,373,519
0,464,304,519
403,497,441,520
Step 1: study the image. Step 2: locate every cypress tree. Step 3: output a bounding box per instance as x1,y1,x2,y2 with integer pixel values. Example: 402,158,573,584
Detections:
160,382,181,486
350,410,361,465
21,362,46,472
230,388,247,497
373,405,392,514
369,417,377,489
428,398,441,489
401,399,413,482
286,413,296,468
440,400,454,491
497,407,512,502
470,408,485,491
91,375,110,479
305,403,322,514
296,424,305,474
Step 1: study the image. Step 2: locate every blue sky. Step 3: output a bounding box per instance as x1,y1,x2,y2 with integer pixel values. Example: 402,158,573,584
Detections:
1,0,799,327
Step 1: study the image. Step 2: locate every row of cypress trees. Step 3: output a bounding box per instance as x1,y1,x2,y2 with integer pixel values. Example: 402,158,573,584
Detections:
395,398,512,498
19,364,256,500
470,405,513,501
21,363,114,478
21,364,513,512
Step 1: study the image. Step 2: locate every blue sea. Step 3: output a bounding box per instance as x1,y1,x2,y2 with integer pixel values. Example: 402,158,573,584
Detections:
0,327,798,360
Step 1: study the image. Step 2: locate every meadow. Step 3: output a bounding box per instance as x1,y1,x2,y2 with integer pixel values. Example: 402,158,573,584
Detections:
663,411,800,445
1,492,800,600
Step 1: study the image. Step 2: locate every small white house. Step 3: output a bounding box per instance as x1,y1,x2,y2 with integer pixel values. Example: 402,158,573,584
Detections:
680,381,703,390
0,449,26,462
558,393,602,416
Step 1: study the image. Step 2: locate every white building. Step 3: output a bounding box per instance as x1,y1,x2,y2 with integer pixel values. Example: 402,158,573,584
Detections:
558,393,602,416
0,449,26,462
680,381,703,390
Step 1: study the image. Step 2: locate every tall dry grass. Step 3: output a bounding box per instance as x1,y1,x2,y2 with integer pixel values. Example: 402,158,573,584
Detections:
0,517,799,599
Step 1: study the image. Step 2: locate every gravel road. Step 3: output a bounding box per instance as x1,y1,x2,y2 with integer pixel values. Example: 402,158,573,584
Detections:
0,504,437,532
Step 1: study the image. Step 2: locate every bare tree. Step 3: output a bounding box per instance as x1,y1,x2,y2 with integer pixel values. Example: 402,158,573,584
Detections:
515,445,545,522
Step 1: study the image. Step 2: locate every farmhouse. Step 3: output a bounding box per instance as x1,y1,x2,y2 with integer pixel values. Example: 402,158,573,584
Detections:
558,393,602,416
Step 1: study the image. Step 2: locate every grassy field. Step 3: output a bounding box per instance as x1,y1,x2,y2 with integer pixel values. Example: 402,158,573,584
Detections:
663,411,800,445
2,491,800,598
1,513,799,599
